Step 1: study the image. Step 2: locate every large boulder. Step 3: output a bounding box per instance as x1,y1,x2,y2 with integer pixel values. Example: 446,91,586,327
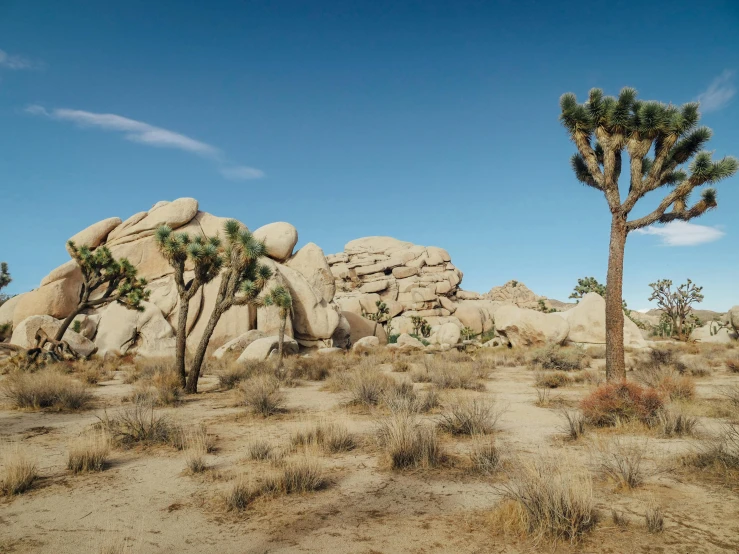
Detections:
558,293,647,348
66,217,122,253
10,315,97,357
106,198,199,246
213,330,267,359
342,311,387,345
285,242,336,303
690,324,738,344
431,322,461,345
330,313,352,349
13,278,81,327
0,293,25,325
237,336,299,362
729,306,739,332
495,305,569,347
253,222,298,262
94,301,176,358
454,302,495,335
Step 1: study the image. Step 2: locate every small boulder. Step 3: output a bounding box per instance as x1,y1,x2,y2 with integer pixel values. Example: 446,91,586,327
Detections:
495,305,569,347
237,336,299,362
11,315,97,357
66,217,122,253
396,333,425,351
342,311,387,345
690,324,738,344
432,322,461,345
253,222,299,262
213,330,268,359
352,336,380,354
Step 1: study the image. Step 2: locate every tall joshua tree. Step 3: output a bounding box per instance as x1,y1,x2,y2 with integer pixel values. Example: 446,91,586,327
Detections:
186,220,273,393
560,88,737,380
264,285,293,371
648,278,704,340
0,262,11,291
55,242,150,351
155,226,223,387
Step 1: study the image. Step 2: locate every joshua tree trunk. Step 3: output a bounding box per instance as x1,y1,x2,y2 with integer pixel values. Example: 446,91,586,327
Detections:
55,305,84,343
175,300,190,388
276,312,287,371
605,214,627,381
186,305,224,393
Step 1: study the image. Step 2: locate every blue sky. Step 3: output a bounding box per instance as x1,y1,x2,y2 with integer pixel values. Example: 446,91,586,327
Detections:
1,0,737,311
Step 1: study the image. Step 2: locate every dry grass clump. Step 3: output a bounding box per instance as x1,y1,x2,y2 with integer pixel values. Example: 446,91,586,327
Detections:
534,371,572,389
381,381,439,413
438,398,502,436
423,358,486,391
477,348,528,368
285,355,339,381
684,424,739,477
67,431,110,473
1,370,93,411
657,406,698,437
98,400,180,447
560,410,587,440
291,421,356,453
225,457,328,511
124,358,174,384
726,358,739,374
347,369,397,407
376,412,444,469
595,439,647,489
240,375,285,416
246,439,274,461
645,502,664,533
580,381,663,427
1,446,38,496
392,360,410,372
530,345,590,371
469,436,500,474
217,360,271,390
497,455,597,542
133,369,183,406
183,426,213,473
77,359,116,384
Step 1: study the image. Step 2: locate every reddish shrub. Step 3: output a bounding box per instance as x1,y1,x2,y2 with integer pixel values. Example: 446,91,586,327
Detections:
580,381,663,427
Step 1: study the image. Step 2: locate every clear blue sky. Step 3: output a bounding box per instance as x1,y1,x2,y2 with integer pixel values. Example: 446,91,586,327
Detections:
1,0,737,311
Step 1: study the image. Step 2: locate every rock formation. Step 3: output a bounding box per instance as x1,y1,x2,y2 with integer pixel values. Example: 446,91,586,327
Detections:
2,198,342,358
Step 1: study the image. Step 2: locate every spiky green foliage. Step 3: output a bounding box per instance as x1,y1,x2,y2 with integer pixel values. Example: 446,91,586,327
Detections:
155,225,224,386
0,262,11,291
186,220,272,393
410,316,431,338
648,279,704,340
560,88,737,227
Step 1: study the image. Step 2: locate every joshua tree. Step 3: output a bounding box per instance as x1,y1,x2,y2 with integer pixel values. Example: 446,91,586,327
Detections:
648,279,704,340
264,285,293,371
53,242,149,355
560,88,737,380
410,315,431,338
365,300,390,337
0,262,10,291
569,277,607,300
186,220,272,393
155,225,224,387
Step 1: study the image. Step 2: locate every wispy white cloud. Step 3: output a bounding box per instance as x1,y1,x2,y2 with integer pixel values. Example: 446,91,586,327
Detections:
219,166,265,180
26,105,263,179
0,48,35,70
634,220,725,246
696,70,736,113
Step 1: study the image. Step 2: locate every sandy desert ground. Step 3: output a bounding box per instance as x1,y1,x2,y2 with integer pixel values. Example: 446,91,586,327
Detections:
2,343,739,553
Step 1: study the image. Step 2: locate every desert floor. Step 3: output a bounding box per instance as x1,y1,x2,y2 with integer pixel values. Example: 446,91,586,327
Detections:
2,344,739,554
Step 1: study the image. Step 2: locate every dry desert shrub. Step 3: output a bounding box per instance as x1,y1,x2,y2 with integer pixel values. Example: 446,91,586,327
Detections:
67,430,111,473
580,380,663,427
99,400,180,447
560,409,587,440
645,502,664,533
0,445,38,496
240,375,285,416
182,425,214,473
78,359,116,384
348,368,397,406
685,423,739,475
657,405,699,437
125,358,175,384
633,359,696,401
530,345,590,371
498,455,597,542
291,421,356,453
133,368,183,406
534,371,572,389
478,347,529,368
585,345,607,359
422,357,486,391
726,358,739,373
225,476,262,511
376,412,444,469
284,354,340,381
1,370,93,411
216,360,270,390
469,435,500,474
595,439,648,489
246,439,274,461
438,398,502,436
392,360,410,372
381,380,439,413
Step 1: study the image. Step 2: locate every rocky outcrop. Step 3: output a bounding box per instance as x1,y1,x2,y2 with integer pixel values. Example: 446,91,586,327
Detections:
11,315,97,357
486,280,548,310
494,305,569,347
557,293,647,348
730,306,739,333
352,336,379,354
95,301,176,358
690,322,738,344
237,336,299,362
